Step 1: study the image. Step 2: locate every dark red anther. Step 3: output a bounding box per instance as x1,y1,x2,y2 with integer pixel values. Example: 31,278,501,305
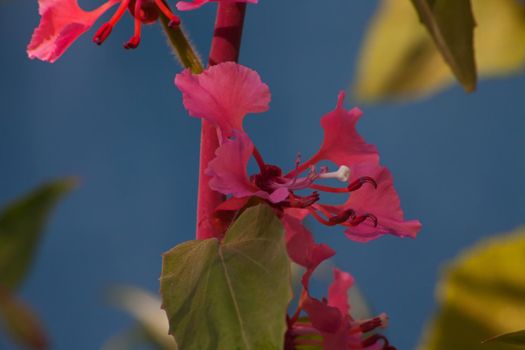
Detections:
124,35,141,49
286,192,320,208
361,334,394,350
358,316,385,333
347,176,377,192
349,213,378,227
328,209,356,225
93,23,113,45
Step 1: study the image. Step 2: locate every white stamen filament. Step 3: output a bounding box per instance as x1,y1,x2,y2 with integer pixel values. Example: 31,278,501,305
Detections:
319,165,350,182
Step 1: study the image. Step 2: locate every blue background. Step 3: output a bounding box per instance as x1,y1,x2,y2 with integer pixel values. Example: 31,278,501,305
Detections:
1,1,525,349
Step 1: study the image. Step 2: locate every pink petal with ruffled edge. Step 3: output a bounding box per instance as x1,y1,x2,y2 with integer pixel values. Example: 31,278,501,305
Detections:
27,0,117,63
328,268,354,316
176,0,258,11
320,163,421,242
206,131,289,203
282,213,335,288
303,91,379,168
175,62,270,137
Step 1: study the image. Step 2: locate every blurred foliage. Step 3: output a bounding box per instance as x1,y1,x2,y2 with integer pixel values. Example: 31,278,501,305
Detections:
418,227,525,350
485,329,525,346
160,204,292,350
0,178,76,289
0,287,48,350
354,0,525,102
0,178,75,350
410,0,477,92
103,287,177,350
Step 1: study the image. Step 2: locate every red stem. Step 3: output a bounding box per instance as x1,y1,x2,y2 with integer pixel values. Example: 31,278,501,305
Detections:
196,3,247,240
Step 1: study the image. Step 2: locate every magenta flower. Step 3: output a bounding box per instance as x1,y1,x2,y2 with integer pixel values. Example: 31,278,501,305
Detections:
176,0,257,11
27,0,181,62
175,62,420,242
286,269,394,350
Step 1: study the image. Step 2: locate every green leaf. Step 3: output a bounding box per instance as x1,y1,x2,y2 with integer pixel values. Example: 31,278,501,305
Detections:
0,178,76,290
484,329,525,345
418,227,525,350
160,204,292,350
354,0,525,102
410,0,477,92
0,286,48,350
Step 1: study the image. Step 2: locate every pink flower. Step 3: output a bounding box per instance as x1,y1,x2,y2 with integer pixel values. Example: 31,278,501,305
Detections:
286,269,395,350
175,63,271,138
176,0,258,11
28,0,181,62
175,62,420,241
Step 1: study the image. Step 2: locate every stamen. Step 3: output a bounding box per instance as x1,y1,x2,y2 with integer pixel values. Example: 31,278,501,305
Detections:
352,313,388,333
319,165,351,182
308,206,355,226
124,1,142,49
93,0,131,45
154,0,181,27
347,176,377,192
309,184,349,193
349,213,378,227
252,147,266,173
285,192,320,208
361,334,396,350
328,209,355,225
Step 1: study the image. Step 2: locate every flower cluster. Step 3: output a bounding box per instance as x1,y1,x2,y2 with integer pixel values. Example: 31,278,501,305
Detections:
176,61,421,349
26,0,256,62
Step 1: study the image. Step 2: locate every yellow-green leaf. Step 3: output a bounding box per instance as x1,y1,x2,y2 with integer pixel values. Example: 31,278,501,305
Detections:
410,0,477,92
354,0,525,102
0,178,76,290
160,204,292,350
418,227,525,350
484,329,525,345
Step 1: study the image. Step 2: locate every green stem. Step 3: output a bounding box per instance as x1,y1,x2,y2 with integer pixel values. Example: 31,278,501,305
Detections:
159,14,204,74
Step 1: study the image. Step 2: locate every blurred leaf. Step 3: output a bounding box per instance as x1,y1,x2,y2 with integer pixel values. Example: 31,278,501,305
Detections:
0,178,76,290
484,329,525,345
160,204,292,350
355,0,525,102
418,227,525,350
0,286,48,350
107,286,176,350
410,0,477,92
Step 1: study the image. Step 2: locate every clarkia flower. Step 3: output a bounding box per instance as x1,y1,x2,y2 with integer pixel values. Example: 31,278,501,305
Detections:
175,62,421,242
176,0,257,11
27,0,181,62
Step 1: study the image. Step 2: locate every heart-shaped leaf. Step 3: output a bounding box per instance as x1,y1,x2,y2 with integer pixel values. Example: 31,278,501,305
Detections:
160,204,292,350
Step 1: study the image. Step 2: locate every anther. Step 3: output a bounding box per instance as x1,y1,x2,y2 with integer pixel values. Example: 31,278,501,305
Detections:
319,165,350,182
357,313,388,333
124,35,141,49
328,209,356,225
286,192,320,208
347,176,377,192
93,23,113,45
349,213,378,227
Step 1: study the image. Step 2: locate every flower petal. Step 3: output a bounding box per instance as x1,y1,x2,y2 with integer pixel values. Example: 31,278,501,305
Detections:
27,0,117,63
328,268,354,316
206,131,287,203
175,62,270,137
305,91,379,168
282,213,335,288
320,163,421,242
